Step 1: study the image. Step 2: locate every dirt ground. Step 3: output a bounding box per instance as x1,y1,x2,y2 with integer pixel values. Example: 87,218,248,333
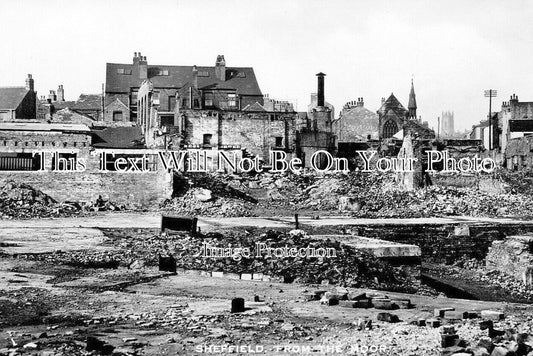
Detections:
0,218,531,356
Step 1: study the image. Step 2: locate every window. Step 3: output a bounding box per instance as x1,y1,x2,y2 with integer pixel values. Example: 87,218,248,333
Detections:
203,134,213,146
198,71,209,77
228,94,237,108
131,91,138,105
236,72,246,78
182,98,189,108
156,70,169,76
153,92,160,105
275,137,283,147
113,111,123,121
116,68,132,75
0,153,40,171
193,99,200,108
383,120,398,139
204,93,213,107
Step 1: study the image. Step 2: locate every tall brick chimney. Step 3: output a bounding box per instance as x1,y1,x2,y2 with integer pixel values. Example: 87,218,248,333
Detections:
25,74,34,92
316,72,326,107
215,55,226,81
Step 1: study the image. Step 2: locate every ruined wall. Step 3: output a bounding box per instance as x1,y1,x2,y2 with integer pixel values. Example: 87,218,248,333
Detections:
351,224,533,263
183,110,296,159
0,170,172,207
486,236,533,283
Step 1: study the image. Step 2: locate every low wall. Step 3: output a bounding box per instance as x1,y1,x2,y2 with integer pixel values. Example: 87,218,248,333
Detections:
0,171,172,207
352,224,533,264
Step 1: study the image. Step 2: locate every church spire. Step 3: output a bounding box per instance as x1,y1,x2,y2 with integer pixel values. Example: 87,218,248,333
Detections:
408,78,417,120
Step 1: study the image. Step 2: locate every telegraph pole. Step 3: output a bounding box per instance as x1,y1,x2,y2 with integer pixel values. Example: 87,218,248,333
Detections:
484,89,497,150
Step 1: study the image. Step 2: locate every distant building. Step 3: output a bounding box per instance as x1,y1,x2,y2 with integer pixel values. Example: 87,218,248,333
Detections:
440,111,455,138
377,80,434,140
0,74,37,121
335,98,379,142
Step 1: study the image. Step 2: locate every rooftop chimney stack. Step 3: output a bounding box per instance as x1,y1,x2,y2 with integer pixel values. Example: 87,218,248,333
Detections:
138,52,147,80
25,74,34,92
57,85,64,101
192,65,198,89
215,55,226,81
48,90,56,102
316,72,326,107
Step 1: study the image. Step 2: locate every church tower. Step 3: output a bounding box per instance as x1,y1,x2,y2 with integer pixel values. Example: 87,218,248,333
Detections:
408,79,417,120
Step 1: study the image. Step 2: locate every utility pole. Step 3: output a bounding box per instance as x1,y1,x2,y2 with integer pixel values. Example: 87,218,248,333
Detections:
484,89,498,150
437,116,440,141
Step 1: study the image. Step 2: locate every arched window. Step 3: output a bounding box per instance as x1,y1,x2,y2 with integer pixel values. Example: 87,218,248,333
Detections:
383,120,398,138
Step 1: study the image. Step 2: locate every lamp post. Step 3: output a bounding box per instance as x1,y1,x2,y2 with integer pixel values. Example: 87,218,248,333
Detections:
484,89,498,150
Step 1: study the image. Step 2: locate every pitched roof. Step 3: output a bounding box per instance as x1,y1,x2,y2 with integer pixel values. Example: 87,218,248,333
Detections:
106,63,262,96
91,126,144,148
242,102,266,112
0,122,90,132
377,93,408,116
73,94,102,110
0,87,29,110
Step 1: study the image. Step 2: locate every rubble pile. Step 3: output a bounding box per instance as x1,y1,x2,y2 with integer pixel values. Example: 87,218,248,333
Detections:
0,181,82,219
160,171,533,218
161,173,258,217
22,229,413,293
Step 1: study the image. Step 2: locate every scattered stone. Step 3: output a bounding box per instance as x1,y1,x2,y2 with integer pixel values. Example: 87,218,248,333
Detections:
376,312,399,323
338,300,356,308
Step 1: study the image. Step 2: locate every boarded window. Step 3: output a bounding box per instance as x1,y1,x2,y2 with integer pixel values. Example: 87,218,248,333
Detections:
113,111,123,121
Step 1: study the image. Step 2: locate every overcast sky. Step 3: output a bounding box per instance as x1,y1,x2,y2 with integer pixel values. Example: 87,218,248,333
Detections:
1,0,532,132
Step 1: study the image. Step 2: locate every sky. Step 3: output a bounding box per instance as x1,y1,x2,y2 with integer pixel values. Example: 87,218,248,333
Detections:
0,0,532,132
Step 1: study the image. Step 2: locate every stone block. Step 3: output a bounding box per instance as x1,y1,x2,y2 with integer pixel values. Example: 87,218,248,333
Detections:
376,312,399,323
211,271,224,278
455,224,470,236
240,273,252,281
391,298,411,309
434,307,455,318
224,272,241,280
161,215,197,234
354,299,371,308
372,298,394,310
158,255,176,273
481,310,504,321
427,319,441,328
338,300,356,308
231,298,245,313
490,346,510,356
441,333,459,348
252,273,264,281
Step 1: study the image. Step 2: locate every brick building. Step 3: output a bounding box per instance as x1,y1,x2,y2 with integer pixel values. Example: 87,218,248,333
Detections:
0,74,37,121
105,53,265,126
335,98,379,142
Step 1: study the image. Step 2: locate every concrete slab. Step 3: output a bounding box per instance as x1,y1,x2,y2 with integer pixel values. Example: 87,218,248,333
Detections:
310,235,421,258
0,227,111,254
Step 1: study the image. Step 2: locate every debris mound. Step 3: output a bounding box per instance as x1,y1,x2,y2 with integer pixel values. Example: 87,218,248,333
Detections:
0,181,82,219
